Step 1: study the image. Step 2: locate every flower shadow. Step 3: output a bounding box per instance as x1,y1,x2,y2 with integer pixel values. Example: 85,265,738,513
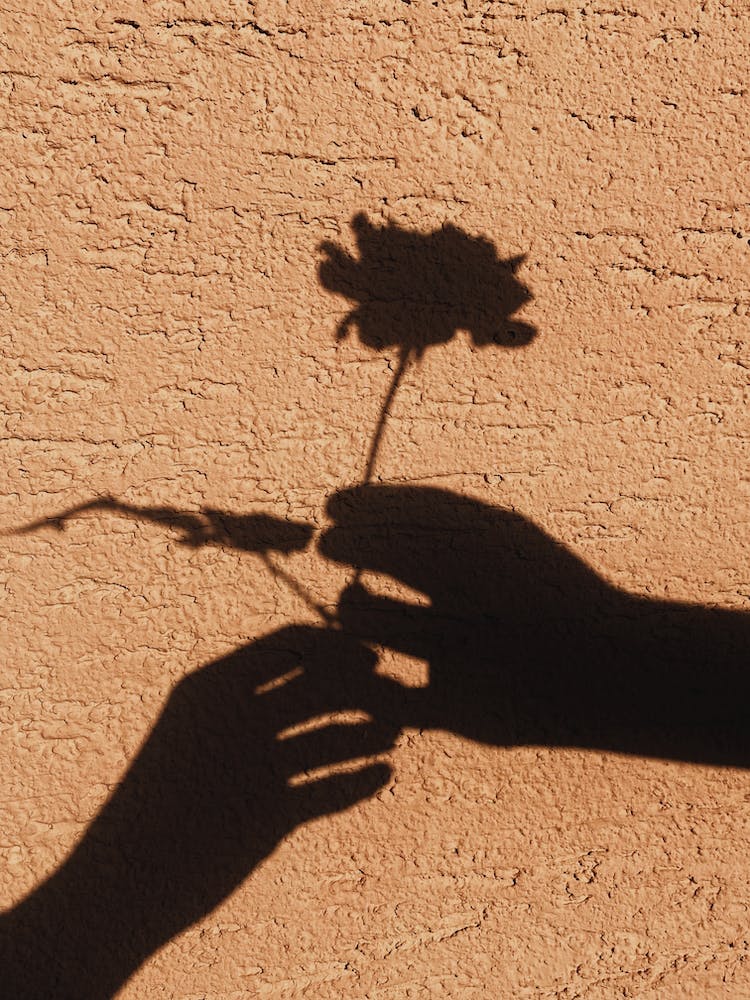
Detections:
318,211,536,358
319,212,538,485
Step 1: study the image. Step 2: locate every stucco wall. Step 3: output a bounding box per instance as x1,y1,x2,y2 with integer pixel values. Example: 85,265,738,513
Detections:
2,3,750,997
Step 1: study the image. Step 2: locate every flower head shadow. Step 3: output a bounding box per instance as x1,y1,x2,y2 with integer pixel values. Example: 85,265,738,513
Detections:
319,212,536,358
318,212,537,482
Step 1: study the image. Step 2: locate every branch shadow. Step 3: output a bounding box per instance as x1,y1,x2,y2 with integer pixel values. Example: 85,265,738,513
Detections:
10,498,315,555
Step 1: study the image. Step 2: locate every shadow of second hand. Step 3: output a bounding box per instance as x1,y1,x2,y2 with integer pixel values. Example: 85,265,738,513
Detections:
2,499,387,996
0,626,395,999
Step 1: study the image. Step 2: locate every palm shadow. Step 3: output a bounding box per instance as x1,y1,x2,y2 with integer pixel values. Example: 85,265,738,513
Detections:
2,502,396,998
0,622,395,999
321,485,750,768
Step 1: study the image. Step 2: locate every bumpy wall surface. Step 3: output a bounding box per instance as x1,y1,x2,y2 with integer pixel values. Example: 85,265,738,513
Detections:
3,3,750,997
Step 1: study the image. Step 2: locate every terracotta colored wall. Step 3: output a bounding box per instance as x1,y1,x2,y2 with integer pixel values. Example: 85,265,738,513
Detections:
3,3,750,996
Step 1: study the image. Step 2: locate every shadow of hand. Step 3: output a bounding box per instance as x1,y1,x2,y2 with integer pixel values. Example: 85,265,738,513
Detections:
321,484,750,766
320,484,632,746
320,486,525,741
1,626,395,1000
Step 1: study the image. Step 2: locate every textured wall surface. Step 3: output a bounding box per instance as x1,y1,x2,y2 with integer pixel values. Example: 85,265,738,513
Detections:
2,2,750,997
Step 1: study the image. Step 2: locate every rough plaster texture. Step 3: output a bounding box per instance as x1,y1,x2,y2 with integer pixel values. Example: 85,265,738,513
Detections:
2,1,750,997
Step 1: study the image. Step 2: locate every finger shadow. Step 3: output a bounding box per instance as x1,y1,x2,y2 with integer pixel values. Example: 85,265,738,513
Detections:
0,626,395,999
322,484,750,768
